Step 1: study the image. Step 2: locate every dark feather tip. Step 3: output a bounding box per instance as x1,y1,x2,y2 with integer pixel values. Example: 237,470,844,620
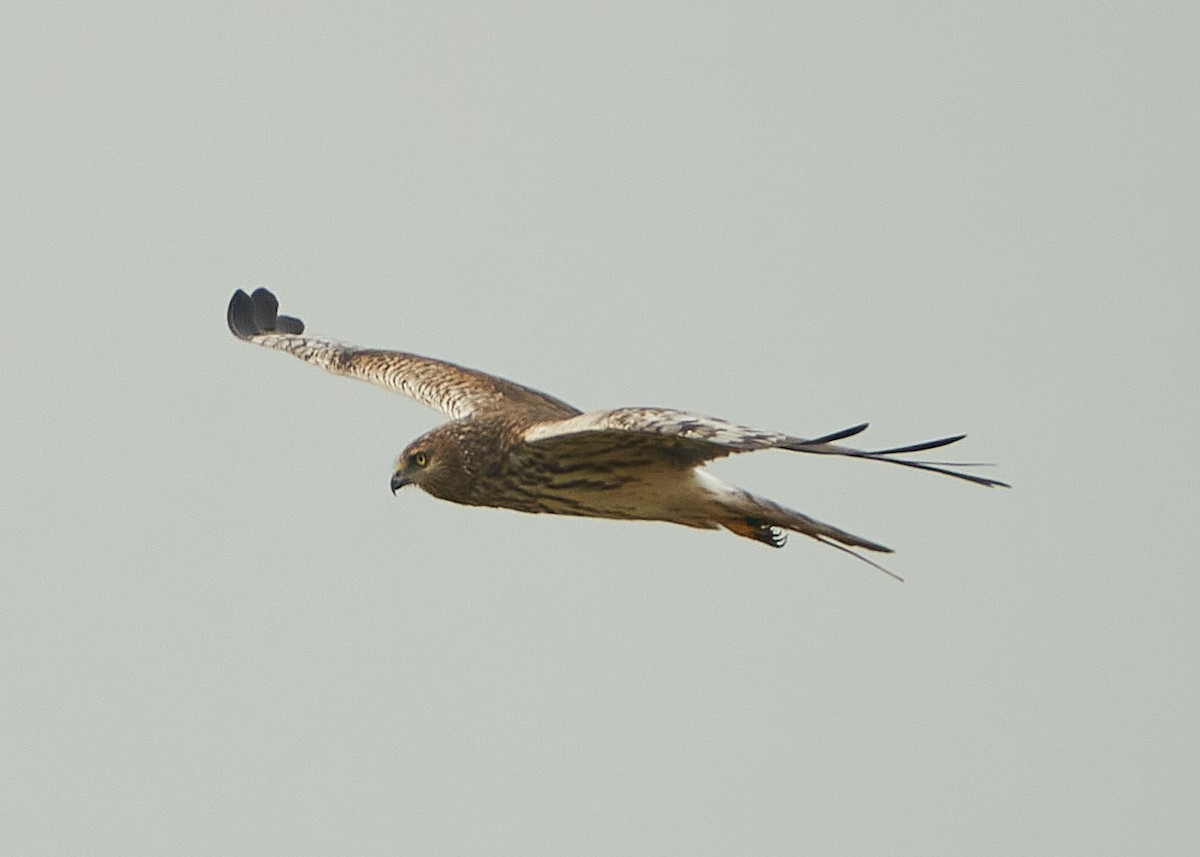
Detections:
805,422,869,445
276,315,305,335
227,288,305,339
250,288,279,332
869,434,966,455
226,289,259,339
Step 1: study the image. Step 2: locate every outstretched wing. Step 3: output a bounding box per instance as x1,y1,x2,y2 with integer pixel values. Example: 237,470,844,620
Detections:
227,288,581,420
523,407,1009,487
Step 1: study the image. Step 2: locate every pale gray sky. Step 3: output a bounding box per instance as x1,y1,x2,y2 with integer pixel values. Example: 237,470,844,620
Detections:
2,3,1197,855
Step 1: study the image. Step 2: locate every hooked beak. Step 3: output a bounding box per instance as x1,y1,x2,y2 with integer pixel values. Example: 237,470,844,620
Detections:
390,473,411,495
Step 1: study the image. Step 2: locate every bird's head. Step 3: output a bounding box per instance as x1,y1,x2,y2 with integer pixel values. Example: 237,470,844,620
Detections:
390,426,466,500
390,446,431,494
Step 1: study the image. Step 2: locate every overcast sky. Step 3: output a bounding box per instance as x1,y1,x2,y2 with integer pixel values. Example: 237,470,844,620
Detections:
2,3,1197,855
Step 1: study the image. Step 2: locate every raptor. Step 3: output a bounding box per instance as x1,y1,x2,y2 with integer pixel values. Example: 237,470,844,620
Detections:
227,288,1006,579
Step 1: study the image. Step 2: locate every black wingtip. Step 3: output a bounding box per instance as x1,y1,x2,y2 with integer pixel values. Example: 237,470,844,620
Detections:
786,427,1009,488
227,288,304,340
227,289,258,339
805,422,870,445
250,287,279,332
276,314,304,334
869,434,966,455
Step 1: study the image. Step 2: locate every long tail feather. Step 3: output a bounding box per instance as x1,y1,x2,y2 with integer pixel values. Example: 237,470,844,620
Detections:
715,482,906,581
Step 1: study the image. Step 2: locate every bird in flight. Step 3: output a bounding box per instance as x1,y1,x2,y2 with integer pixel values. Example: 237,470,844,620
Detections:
227,288,1005,579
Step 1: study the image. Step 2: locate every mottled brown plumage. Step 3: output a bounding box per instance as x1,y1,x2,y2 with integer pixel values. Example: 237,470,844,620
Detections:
228,288,1006,579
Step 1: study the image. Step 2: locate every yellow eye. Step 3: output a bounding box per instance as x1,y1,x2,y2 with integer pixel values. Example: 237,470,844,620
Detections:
413,452,428,467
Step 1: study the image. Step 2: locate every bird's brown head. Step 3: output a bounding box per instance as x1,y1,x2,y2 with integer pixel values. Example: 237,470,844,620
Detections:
390,426,468,501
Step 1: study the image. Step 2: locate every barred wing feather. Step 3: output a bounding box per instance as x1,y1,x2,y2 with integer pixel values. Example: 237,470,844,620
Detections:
227,288,580,420
524,407,1008,487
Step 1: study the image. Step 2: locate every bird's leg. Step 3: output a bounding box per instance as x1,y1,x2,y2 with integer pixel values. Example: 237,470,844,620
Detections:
722,518,788,548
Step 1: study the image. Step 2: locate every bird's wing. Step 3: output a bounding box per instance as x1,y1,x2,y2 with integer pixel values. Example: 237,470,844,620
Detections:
227,288,581,420
523,407,1008,487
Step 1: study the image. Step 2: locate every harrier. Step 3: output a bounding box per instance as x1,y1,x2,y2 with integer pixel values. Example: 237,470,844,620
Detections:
227,288,1005,579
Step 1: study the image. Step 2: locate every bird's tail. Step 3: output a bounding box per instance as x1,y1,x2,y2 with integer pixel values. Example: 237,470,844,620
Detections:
701,474,902,580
